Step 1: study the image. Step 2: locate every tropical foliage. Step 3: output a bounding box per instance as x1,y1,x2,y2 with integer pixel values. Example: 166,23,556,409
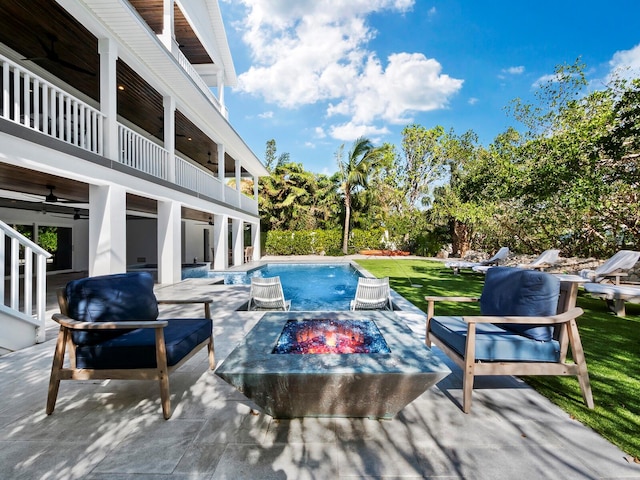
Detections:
255,60,640,257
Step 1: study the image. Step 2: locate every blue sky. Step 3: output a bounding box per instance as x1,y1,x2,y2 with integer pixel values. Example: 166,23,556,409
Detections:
218,0,640,175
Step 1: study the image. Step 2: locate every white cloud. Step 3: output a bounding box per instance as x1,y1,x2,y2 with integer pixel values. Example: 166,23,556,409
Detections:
468,97,478,105
329,122,389,142
427,6,437,18
503,66,525,75
228,0,462,140
532,73,562,88
608,43,640,81
314,127,327,138
258,111,274,119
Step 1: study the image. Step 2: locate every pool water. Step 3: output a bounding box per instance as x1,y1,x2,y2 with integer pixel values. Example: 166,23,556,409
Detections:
209,264,361,311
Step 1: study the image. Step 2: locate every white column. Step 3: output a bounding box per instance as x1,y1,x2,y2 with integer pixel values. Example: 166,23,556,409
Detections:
217,142,225,202
253,174,259,200
88,184,127,276
217,75,225,107
235,157,241,206
251,223,260,260
212,213,228,270
98,38,118,160
231,218,243,266
163,96,176,183
157,199,181,284
160,0,175,47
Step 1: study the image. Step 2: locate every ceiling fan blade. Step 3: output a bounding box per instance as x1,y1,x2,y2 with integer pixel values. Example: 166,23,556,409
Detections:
57,58,96,77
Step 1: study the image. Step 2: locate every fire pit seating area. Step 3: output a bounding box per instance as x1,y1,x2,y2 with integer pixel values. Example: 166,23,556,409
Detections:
46,272,215,419
426,267,594,413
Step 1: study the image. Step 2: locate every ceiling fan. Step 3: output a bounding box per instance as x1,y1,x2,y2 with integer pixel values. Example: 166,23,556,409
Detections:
42,185,86,205
23,33,95,76
51,208,88,220
196,216,214,226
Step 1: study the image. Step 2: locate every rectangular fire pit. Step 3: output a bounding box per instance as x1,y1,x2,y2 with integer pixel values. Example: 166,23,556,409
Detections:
215,311,451,418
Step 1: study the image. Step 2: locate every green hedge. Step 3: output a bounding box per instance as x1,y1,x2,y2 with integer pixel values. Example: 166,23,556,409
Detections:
265,228,387,256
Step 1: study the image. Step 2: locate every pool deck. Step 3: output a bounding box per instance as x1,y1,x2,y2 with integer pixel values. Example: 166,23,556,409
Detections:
1,256,639,479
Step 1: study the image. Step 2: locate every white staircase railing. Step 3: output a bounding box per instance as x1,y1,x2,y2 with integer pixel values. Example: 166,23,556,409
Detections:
0,53,105,155
0,220,52,348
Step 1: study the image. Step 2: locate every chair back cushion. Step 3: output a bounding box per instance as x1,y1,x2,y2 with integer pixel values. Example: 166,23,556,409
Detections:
64,272,159,345
480,267,560,341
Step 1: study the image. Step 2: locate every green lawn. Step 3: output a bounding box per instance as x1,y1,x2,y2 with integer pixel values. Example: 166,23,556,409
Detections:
356,258,640,459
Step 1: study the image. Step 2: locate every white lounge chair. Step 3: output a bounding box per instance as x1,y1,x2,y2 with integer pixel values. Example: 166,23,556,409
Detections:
350,277,393,311
446,247,510,275
583,283,640,317
247,276,291,311
518,249,561,270
579,250,640,284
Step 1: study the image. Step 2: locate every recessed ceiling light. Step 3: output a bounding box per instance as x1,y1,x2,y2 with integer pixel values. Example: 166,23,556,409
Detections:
118,85,125,91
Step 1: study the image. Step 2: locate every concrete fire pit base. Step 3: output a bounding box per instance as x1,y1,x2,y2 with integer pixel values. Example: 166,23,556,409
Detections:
215,311,451,419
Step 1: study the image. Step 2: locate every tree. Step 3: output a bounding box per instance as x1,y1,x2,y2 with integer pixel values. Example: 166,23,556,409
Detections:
336,137,379,254
398,124,447,209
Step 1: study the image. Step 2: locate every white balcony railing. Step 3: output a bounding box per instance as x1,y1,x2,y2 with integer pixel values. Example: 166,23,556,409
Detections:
173,46,226,115
175,155,223,200
241,192,258,215
1,54,257,215
118,124,169,180
0,53,105,155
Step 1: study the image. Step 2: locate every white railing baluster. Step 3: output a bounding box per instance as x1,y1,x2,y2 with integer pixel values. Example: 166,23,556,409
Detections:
2,59,9,118
10,237,19,310
13,66,20,123
23,73,30,127
23,246,32,316
36,254,47,343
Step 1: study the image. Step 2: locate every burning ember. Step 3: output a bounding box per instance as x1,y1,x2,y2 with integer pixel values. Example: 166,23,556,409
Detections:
273,319,390,354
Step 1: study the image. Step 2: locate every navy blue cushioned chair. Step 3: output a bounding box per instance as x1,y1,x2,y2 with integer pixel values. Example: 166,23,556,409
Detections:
426,267,594,413
46,272,215,419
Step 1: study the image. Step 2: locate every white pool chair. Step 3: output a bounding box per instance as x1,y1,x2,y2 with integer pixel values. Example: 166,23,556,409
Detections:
446,247,510,275
583,282,640,317
350,277,393,311
579,250,640,284
248,276,291,311
518,249,561,270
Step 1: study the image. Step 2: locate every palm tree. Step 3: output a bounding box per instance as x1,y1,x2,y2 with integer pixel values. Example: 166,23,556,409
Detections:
337,137,378,254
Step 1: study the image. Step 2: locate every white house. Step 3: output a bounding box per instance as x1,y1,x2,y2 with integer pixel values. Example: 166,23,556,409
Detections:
0,0,268,352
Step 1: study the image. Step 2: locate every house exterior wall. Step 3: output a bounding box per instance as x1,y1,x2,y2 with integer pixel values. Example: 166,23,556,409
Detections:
0,0,266,284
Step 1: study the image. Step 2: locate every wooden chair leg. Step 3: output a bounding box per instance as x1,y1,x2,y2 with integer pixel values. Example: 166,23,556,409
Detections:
462,323,477,413
46,327,68,415
207,337,216,369
155,328,172,419
567,319,595,409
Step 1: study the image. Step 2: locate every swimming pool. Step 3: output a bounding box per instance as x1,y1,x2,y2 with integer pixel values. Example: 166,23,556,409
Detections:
209,263,362,311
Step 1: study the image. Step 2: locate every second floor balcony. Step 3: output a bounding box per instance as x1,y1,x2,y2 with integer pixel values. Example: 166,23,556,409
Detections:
0,1,261,215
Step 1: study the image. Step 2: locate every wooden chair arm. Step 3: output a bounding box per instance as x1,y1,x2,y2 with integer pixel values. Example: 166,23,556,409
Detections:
462,307,583,325
425,296,480,324
424,296,480,303
51,313,168,330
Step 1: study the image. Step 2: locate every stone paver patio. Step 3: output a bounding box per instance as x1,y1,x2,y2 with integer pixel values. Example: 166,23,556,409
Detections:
1,259,638,479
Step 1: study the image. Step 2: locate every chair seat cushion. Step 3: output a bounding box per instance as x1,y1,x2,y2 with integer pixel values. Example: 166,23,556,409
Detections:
430,316,560,362
479,267,559,341
75,319,212,369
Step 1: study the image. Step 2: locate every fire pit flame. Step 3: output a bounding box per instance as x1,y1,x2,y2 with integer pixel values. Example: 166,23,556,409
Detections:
273,319,390,355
